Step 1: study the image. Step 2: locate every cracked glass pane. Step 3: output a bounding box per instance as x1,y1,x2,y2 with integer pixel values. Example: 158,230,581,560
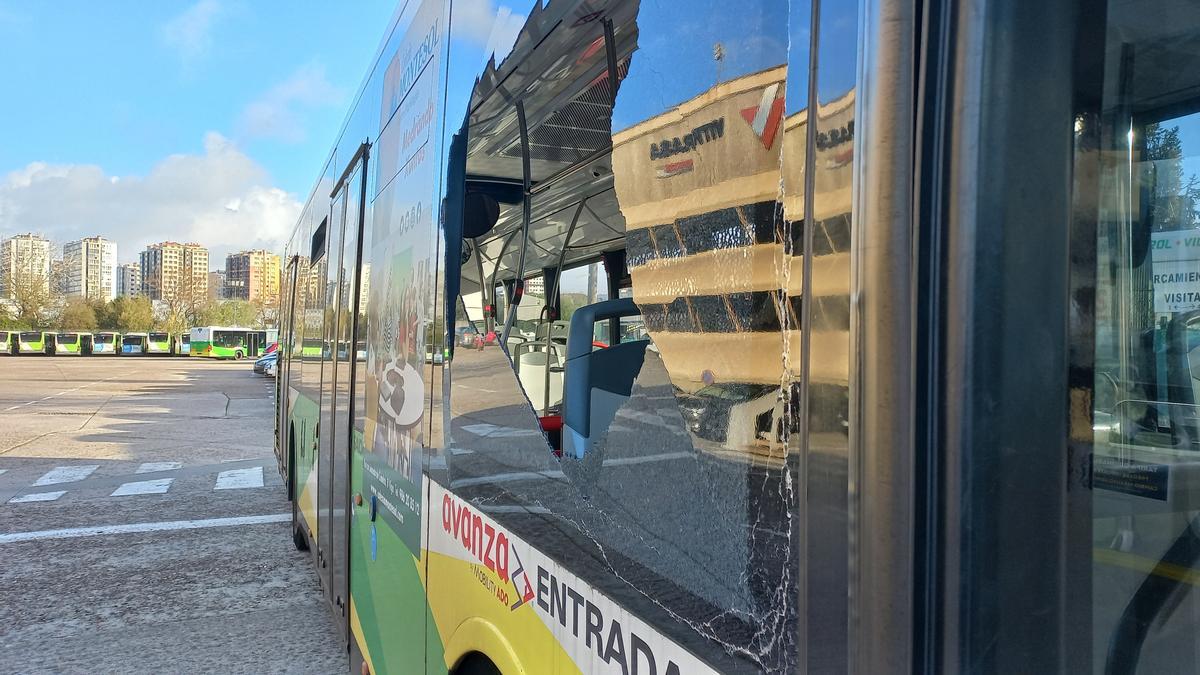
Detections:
435,0,804,670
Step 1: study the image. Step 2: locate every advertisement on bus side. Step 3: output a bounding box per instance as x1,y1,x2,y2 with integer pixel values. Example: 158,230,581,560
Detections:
426,480,718,675
360,0,445,554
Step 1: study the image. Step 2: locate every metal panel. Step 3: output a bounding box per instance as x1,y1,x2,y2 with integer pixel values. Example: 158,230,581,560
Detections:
328,157,365,639
318,171,349,629
850,0,917,672
803,0,858,671
917,0,1088,670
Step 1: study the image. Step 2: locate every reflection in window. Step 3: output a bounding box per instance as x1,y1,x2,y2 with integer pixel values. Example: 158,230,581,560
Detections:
1086,3,1200,672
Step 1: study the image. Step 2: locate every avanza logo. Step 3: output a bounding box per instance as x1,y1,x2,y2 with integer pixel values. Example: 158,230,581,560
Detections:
740,82,785,149
441,494,536,610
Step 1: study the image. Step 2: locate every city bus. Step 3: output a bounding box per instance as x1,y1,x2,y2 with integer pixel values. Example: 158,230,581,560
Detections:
120,332,148,355
54,332,93,356
0,330,13,355
16,331,53,355
175,332,191,356
189,326,277,359
274,1,1200,673
92,331,120,355
146,331,172,355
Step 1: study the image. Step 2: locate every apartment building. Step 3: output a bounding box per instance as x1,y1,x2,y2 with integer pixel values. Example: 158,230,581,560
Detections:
117,262,141,298
139,242,209,301
0,233,53,300
62,236,118,301
225,249,280,304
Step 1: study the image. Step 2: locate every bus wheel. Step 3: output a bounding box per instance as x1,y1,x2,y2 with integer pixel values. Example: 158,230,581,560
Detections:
291,500,309,551
454,654,500,675
234,350,244,360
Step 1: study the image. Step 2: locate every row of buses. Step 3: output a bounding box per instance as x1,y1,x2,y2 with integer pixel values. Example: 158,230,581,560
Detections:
0,327,277,358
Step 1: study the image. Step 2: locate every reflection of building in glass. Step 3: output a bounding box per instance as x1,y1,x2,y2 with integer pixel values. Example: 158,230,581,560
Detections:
612,66,790,393
612,66,855,453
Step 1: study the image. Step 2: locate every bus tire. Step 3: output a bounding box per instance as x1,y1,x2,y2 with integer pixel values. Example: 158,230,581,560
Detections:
291,499,309,551
454,653,500,675
234,350,245,360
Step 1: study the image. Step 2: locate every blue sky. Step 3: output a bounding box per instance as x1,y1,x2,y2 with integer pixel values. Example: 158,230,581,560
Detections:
0,1,398,264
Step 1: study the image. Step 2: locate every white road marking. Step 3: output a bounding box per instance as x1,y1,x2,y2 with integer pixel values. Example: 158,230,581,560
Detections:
0,469,7,476
33,465,99,486
2,374,120,412
460,423,542,438
9,491,66,503
111,478,173,496
214,466,263,490
449,451,696,489
0,513,290,544
136,462,182,474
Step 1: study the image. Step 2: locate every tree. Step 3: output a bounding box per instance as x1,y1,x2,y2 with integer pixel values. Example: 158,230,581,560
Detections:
57,298,98,330
6,261,59,328
205,299,260,327
1143,123,1199,229
106,296,153,333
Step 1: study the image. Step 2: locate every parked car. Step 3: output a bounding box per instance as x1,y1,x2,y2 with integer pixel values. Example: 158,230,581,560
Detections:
263,359,277,377
675,383,780,444
253,351,278,375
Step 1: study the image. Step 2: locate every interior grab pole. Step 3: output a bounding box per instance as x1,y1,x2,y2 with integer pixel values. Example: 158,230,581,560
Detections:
499,100,533,352
541,198,587,414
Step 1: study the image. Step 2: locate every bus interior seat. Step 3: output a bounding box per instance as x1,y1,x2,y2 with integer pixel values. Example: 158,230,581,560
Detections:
535,320,571,344
513,341,564,414
562,298,650,459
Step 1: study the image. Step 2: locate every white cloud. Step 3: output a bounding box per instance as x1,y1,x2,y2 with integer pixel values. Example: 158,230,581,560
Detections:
452,0,526,61
160,0,222,62
238,64,344,143
0,132,300,267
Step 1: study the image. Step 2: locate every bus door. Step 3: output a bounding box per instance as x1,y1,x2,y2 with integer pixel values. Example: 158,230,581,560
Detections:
277,257,300,484
318,143,367,639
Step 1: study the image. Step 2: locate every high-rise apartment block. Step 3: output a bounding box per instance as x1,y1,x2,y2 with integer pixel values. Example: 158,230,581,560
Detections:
117,262,141,297
0,233,53,300
225,249,281,304
209,270,226,301
62,236,117,302
139,242,209,301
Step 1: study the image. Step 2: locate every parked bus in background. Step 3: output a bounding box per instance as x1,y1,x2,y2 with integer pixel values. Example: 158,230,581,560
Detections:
190,326,275,359
0,331,13,355
17,331,53,355
146,331,171,355
120,332,148,355
55,332,93,356
92,332,120,355
175,332,191,356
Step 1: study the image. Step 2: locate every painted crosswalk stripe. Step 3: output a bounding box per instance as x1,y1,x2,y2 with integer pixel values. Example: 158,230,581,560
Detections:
9,491,66,503
214,466,263,490
33,465,99,487
136,462,182,474
111,478,173,497
0,513,290,544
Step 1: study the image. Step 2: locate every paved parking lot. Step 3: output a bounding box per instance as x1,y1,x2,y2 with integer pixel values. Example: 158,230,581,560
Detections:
0,357,344,674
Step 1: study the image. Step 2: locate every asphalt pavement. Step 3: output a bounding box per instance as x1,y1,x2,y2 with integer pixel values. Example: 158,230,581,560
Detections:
0,356,345,675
